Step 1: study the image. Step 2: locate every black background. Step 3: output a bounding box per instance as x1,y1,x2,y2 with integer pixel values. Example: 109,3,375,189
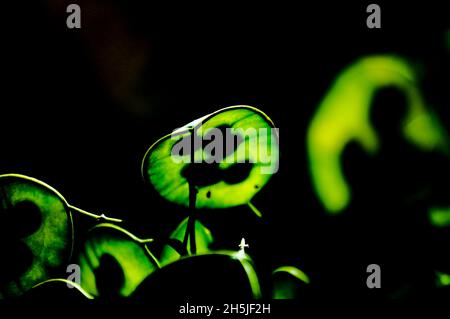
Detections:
1,1,449,309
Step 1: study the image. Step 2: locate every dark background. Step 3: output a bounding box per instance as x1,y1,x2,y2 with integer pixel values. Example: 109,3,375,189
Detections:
1,1,449,306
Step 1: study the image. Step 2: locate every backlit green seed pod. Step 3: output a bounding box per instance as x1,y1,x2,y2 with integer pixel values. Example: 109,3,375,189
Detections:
78,223,160,298
142,105,279,211
0,174,73,299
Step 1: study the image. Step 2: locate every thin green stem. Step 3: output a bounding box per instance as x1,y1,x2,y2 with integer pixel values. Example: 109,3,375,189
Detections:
68,205,122,223
188,183,197,255
144,245,161,269
182,218,190,254
182,127,198,255
248,201,262,218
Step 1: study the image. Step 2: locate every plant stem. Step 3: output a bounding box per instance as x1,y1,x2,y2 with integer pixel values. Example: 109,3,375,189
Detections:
187,182,197,255
248,201,262,218
68,205,122,223
183,127,198,255
182,184,198,255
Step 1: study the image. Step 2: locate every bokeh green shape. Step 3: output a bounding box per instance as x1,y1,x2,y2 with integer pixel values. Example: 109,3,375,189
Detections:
307,55,449,214
436,271,450,287
429,207,450,228
78,223,159,297
0,174,73,299
142,105,279,210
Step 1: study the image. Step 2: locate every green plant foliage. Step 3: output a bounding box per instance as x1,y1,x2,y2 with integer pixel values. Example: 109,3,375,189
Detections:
0,174,73,299
78,223,159,298
142,105,279,210
307,55,449,214
160,217,213,265
272,266,310,299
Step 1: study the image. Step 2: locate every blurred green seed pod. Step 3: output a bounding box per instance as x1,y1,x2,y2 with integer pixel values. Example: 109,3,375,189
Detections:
307,55,450,214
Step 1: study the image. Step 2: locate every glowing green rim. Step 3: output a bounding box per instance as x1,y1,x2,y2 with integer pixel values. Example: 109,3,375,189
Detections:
141,105,278,184
87,223,161,269
272,266,310,284
32,278,94,299
175,250,262,299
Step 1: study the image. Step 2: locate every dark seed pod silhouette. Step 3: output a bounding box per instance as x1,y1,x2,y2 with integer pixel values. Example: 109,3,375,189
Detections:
141,105,279,212
132,251,261,300
0,174,120,299
78,223,160,298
